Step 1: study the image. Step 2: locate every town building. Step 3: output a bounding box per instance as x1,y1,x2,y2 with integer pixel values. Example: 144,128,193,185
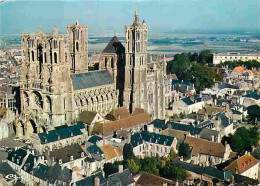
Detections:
213,53,260,64
223,152,259,180
130,131,177,158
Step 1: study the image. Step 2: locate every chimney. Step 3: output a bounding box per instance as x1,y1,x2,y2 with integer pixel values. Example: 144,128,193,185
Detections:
230,175,235,184
118,165,123,173
102,135,105,146
94,176,100,186
211,135,215,142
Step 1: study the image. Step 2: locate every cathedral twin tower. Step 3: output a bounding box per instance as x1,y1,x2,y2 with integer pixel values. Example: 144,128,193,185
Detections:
17,10,167,138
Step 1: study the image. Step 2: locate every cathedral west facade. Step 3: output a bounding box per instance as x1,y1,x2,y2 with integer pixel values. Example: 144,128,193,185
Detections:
16,11,168,138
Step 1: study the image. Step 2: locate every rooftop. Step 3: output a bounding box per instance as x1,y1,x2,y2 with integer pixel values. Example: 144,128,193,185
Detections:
71,70,114,90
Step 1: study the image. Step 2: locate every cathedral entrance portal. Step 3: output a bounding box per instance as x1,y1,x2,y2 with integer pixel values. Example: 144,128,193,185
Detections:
25,120,37,138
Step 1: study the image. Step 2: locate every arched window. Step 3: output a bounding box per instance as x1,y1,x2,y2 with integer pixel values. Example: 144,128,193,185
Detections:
24,92,29,107
31,51,34,61
46,96,52,113
54,52,57,63
111,58,114,68
105,57,107,68
44,52,47,63
76,42,79,52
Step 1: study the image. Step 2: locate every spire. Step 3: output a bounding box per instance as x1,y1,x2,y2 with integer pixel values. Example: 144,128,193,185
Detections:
133,7,140,26
38,27,43,35
142,19,146,26
53,25,58,35
76,20,79,26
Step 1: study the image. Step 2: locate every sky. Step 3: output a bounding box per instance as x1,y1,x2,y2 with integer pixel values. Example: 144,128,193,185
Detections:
0,0,260,36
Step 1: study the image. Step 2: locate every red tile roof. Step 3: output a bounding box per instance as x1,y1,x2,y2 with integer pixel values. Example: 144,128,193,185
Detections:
224,153,259,174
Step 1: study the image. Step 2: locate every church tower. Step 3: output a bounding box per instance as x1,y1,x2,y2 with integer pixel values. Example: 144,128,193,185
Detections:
67,20,88,73
124,10,148,113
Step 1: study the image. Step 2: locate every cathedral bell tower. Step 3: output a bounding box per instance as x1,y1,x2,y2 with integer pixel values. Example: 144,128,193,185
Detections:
67,20,88,73
124,10,148,113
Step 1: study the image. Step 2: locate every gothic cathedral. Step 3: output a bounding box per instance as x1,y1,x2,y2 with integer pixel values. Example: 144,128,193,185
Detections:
16,11,169,138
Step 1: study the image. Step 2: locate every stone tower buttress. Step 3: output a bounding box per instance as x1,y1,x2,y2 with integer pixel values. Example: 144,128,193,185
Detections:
124,10,148,113
67,20,88,73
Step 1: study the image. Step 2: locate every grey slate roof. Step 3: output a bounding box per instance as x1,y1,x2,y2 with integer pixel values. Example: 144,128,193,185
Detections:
102,36,125,54
32,164,49,180
218,83,239,90
131,131,174,147
38,122,84,144
0,162,19,180
168,121,202,136
107,169,135,186
7,148,27,166
22,153,37,173
216,112,233,127
199,128,219,141
88,135,102,144
43,164,72,185
49,144,85,164
75,171,107,186
71,70,113,90
174,160,232,181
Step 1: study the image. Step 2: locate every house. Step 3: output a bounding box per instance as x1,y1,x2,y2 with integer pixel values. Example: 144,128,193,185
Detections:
171,80,195,95
135,171,174,186
7,148,74,186
32,164,73,186
213,112,235,136
93,108,150,136
0,162,23,186
77,111,104,134
198,128,221,143
174,160,259,186
105,106,131,120
73,171,106,186
49,144,87,174
100,144,123,163
224,152,259,180
130,131,177,158
171,95,205,115
242,91,260,107
33,121,87,153
107,166,135,186
184,136,232,166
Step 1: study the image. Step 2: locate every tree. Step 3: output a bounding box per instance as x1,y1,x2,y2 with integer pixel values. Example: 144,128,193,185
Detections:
161,161,187,181
123,143,134,161
127,158,140,175
247,105,260,123
197,50,213,64
179,143,191,160
140,157,161,175
229,127,259,153
103,163,118,178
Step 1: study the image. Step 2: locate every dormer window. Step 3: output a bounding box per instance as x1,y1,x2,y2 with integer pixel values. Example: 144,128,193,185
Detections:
81,152,85,158
59,159,62,165
70,156,74,161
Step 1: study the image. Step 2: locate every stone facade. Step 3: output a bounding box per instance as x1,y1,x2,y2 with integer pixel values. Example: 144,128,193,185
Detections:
213,53,260,64
16,11,167,138
123,10,166,119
